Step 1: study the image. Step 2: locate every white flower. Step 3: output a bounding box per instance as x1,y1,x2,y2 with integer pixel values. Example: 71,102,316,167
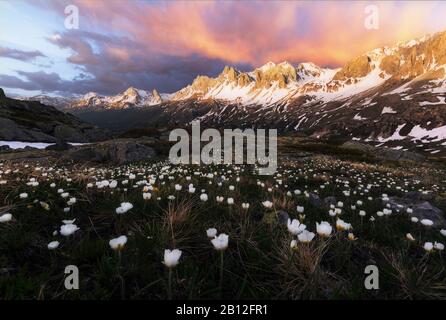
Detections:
67,197,76,206
262,201,273,209
19,193,28,199
163,249,182,268
206,228,218,238
406,208,413,214
290,239,298,249
376,211,384,217
298,230,315,243
0,213,12,223
47,241,60,250
423,242,434,252
411,217,418,223
406,233,415,241
287,219,306,235
211,233,229,251
227,198,234,205
420,219,433,226
116,202,133,214
316,221,332,237
296,206,304,213
241,203,250,209
337,201,344,208
174,184,182,191
62,219,76,224
109,235,128,251
60,223,79,236
200,193,208,202
440,229,446,237
143,192,152,200
61,192,69,199
229,185,235,191
434,242,444,251
359,210,366,217
336,218,352,231
329,209,336,217
216,196,224,203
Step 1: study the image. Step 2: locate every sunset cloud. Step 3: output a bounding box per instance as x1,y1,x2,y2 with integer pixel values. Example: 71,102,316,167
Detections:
1,0,446,95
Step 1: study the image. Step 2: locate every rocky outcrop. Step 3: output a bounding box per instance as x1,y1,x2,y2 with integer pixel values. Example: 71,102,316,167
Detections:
341,141,425,162
63,139,156,164
386,196,446,227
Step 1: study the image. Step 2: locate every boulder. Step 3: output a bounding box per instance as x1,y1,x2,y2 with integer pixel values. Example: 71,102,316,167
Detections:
277,210,290,225
308,193,322,207
45,140,73,151
64,139,156,165
386,196,446,227
323,196,337,207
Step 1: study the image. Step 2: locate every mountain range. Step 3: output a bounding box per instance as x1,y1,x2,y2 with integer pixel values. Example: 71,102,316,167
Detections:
15,30,446,156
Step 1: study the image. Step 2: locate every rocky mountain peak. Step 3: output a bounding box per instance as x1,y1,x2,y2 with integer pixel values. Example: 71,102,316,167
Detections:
149,89,163,105
254,61,298,89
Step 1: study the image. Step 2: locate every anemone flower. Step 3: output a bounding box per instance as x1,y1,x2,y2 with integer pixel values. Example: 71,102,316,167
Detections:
60,223,79,236
206,228,217,238
298,230,315,243
423,242,434,252
336,218,352,231
406,233,415,241
0,213,12,223
163,248,182,299
47,241,60,250
287,219,306,235
316,221,332,237
109,235,128,251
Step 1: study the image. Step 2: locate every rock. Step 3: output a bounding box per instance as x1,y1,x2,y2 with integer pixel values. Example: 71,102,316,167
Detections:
64,139,156,165
342,141,425,162
0,88,5,98
277,210,290,224
308,193,322,207
45,140,73,151
412,202,446,227
403,191,422,202
386,196,446,227
0,145,10,152
323,196,337,207
0,95,110,143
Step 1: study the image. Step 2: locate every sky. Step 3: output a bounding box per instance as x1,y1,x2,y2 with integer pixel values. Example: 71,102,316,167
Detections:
1,0,446,97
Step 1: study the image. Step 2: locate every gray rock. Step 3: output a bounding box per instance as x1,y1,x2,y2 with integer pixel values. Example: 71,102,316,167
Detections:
0,145,10,152
323,196,337,207
342,141,425,162
64,139,156,165
45,140,73,151
308,193,322,207
0,88,5,98
412,202,446,227
277,210,290,224
386,196,446,227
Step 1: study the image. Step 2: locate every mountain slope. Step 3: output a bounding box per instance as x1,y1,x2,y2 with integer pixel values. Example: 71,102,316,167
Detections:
0,89,109,143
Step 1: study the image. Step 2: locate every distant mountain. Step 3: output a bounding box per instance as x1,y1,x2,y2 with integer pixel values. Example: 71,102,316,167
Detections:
0,88,109,143
21,87,169,112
